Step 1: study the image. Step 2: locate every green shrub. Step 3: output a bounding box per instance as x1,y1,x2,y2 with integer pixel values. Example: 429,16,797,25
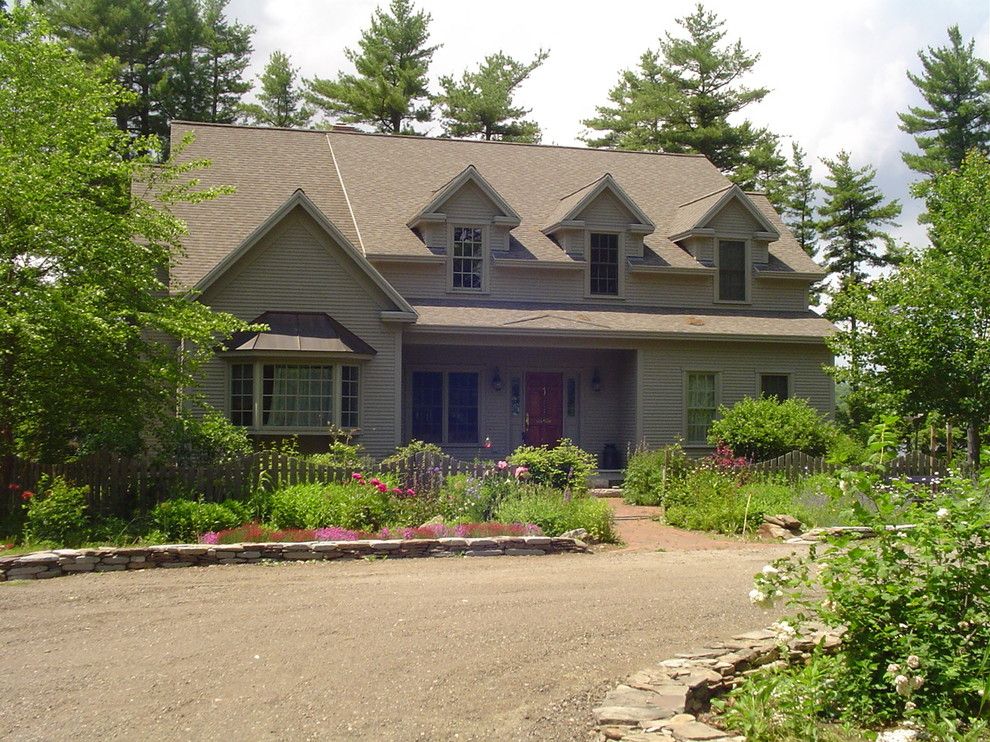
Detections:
268,481,394,531
707,396,838,461
308,438,371,471
380,439,444,468
23,476,90,547
166,410,252,465
507,438,596,492
623,444,690,505
749,470,990,733
149,497,250,543
495,489,616,543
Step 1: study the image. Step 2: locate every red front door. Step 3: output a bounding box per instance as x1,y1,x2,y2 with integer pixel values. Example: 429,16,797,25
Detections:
525,372,563,447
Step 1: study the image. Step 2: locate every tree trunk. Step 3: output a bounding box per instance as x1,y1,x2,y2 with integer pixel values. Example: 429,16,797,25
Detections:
966,423,980,470
946,422,954,461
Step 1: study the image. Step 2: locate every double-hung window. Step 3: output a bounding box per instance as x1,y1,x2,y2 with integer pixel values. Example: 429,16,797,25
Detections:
686,372,718,444
410,370,479,444
451,226,484,290
717,240,747,301
760,374,790,401
589,232,619,296
230,363,360,429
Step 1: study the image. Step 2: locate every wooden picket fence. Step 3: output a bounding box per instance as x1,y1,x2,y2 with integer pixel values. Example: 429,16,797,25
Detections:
748,449,970,481
0,450,488,520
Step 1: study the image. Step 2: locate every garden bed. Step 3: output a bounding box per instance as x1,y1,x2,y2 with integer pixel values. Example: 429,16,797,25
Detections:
0,535,590,581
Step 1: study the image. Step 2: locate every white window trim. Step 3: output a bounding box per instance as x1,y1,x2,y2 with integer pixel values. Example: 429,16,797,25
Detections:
407,366,483,446
713,236,752,304
227,360,361,434
585,229,625,299
757,372,792,400
683,370,721,447
447,223,489,294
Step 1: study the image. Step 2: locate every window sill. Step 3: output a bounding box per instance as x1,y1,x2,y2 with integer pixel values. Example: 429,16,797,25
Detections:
246,427,362,437
713,299,751,305
583,294,626,302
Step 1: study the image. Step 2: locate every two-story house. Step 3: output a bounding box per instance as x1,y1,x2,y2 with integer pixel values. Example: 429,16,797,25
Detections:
171,122,834,464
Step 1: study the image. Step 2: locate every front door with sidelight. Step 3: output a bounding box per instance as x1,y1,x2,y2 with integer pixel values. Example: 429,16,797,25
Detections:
524,372,563,447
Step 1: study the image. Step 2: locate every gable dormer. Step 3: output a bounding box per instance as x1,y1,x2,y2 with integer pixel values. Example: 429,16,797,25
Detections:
407,164,520,254
669,185,780,304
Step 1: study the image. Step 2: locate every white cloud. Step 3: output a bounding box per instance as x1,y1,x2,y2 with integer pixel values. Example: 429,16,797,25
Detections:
227,0,989,249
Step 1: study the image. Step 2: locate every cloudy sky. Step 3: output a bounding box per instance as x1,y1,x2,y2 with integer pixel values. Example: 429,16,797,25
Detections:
227,0,989,248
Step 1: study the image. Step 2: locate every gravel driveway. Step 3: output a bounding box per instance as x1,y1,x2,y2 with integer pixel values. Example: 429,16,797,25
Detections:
0,546,793,741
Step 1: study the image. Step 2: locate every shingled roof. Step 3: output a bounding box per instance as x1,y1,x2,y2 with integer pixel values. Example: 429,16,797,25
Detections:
168,122,824,289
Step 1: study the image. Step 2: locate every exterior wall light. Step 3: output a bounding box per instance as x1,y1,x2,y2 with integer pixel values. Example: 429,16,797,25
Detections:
591,368,602,392
492,367,503,392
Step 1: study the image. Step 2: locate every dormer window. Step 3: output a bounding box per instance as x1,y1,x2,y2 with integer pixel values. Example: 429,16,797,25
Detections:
451,225,485,291
589,232,619,296
717,239,748,302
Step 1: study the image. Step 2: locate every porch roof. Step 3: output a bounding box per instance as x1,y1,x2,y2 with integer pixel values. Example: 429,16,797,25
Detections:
407,302,834,343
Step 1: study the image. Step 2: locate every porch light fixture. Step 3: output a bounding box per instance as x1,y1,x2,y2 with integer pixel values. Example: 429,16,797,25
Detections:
491,367,503,392
591,368,602,393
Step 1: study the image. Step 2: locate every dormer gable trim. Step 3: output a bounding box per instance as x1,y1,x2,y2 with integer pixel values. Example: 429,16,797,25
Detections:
669,184,780,243
195,188,417,319
407,164,521,229
543,173,655,236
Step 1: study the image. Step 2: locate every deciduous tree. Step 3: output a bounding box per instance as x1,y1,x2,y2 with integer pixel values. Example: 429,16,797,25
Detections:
438,50,548,142
306,0,438,133
830,152,990,466
0,8,248,462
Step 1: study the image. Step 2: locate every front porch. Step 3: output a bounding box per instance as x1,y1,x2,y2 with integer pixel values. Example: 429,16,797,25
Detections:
401,341,637,464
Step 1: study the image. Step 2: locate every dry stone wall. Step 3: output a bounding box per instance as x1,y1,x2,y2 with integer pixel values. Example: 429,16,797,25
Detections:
0,536,589,581
594,626,844,742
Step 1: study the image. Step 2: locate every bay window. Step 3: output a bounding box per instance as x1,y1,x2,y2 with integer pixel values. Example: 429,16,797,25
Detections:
229,362,360,430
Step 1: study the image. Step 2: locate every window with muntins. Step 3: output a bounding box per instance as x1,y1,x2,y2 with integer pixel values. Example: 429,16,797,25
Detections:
452,226,484,290
410,371,480,445
589,232,619,296
230,363,360,429
230,364,253,426
718,240,747,301
686,372,718,444
760,374,790,401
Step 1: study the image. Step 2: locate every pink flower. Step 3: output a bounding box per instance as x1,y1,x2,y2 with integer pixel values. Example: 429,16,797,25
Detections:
392,487,403,494
405,488,416,497
8,482,20,491
20,490,34,501
370,478,382,486
514,466,530,479
199,531,220,545
376,483,388,493
351,472,363,480
496,460,508,470
484,436,492,449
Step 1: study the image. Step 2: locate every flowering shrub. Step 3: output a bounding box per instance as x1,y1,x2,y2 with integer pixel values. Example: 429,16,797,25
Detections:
150,497,251,543
23,476,90,547
507,439,596,492
737,468,990,735
267,478,395,531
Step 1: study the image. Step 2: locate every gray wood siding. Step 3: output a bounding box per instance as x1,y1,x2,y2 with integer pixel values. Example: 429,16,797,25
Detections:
705,198,762,234
423,223,446,252
376,261,447,299
636,340,834,449
443,180,501,222
198,208,402,457
577,190,634,228
752,240,769,265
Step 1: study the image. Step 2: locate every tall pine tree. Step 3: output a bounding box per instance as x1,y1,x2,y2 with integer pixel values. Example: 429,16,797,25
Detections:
240,50,313,128
582,4,780,188
898,25,990,180
46,0,169,140
199,0,252,123
818,151,901,423
306,0,438,134
782,142,818,257
438,50,548,142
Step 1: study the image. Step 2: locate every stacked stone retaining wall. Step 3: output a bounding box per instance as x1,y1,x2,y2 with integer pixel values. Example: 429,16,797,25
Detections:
0,536,589,581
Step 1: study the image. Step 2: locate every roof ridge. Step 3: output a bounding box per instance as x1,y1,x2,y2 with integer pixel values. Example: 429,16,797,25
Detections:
677,184,733,208
169,120,711,159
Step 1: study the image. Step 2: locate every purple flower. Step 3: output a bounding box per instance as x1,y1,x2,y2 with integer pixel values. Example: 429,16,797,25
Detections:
314,526,361,541
199,531,220,545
